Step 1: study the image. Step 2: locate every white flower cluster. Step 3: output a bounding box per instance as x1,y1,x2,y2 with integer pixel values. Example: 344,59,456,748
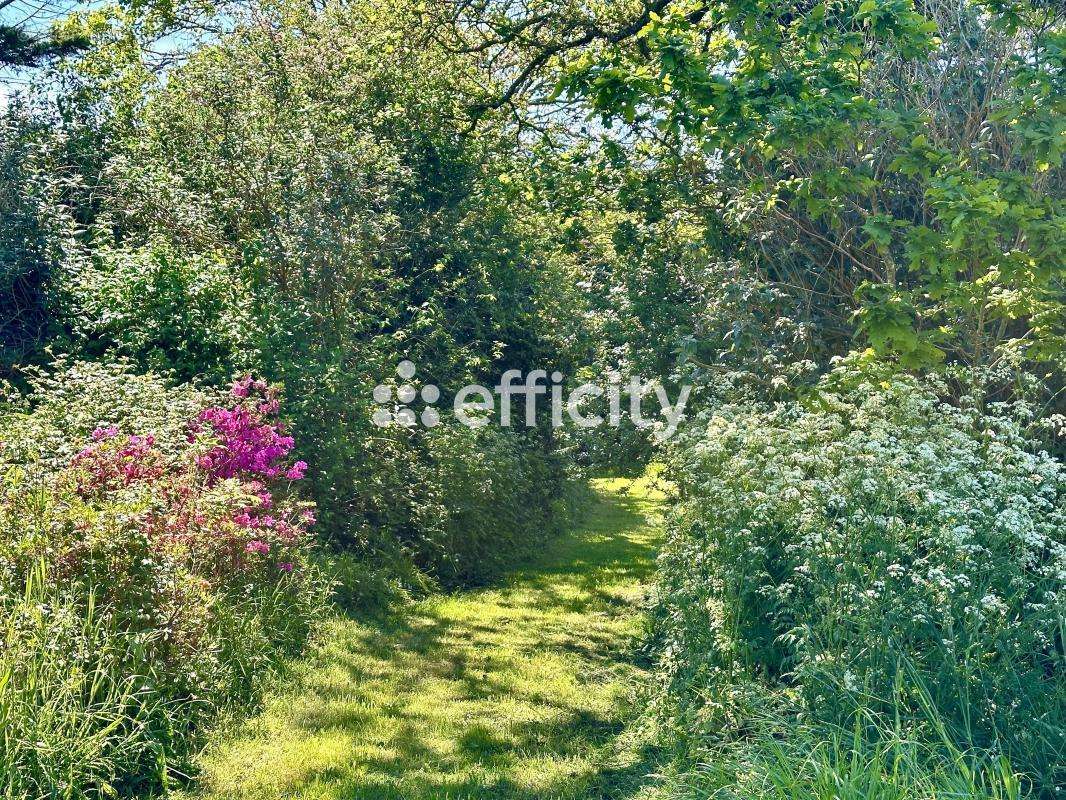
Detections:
654,375,1065,771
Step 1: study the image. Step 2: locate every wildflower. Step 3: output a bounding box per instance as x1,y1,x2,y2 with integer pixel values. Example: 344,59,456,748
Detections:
285,461,307,480
91,425,119,441
245,539,270,555
278,562,294,573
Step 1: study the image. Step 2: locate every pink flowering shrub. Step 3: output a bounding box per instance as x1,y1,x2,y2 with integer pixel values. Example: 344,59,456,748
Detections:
70,430,165,494
0,371,328,793
57,376,316,590
193,376,306,481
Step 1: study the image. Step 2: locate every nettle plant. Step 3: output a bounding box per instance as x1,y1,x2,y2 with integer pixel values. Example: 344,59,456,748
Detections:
657,372,1065,787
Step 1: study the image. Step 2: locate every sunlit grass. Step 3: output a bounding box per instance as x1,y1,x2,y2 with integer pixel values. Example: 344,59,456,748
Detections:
178,476,668,800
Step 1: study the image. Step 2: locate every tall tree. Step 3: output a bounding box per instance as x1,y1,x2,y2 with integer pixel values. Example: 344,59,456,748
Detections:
441,0,1064,397
0,0,85,70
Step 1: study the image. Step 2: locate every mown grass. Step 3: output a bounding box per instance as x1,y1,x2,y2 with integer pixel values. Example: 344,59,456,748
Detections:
177,476,668,800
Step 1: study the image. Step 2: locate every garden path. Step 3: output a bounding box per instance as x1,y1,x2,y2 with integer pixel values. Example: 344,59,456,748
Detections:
181,476,667,800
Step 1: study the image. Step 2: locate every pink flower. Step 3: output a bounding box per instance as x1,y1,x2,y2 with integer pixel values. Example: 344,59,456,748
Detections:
300,509,317,526
91,425,119,441
278,562,294,573
194,385,296,482
245,539,270,555
285,461,307,480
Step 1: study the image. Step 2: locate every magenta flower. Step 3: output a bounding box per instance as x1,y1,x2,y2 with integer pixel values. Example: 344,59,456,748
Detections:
91,425,119,441
194,381,299,483
278,562,294,573
285,461,308,480
245,540,270,555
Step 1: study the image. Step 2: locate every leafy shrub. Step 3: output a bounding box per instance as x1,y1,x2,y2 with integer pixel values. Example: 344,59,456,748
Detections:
55,241,249,382
654,373,1065,790
0,111,81,375
406,424,568,587
253,341,573,592
0,366,327,797
43,0,580,595
0,359,214,467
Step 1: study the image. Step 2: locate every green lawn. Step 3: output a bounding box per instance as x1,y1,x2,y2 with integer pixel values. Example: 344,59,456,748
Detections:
179,476,667,800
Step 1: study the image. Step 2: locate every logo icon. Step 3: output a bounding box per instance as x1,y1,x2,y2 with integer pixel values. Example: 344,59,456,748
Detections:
372,360,440,428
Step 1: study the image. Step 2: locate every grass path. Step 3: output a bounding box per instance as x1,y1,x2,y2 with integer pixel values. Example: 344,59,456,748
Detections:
181,476,667,800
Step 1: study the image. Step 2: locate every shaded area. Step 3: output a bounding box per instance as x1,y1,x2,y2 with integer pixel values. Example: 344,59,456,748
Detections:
180,477,668,800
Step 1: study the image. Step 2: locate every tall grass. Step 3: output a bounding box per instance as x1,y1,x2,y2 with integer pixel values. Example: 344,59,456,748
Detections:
0,562,330,798
668,731,1024,800
665,688,1026,800
0,563,167,799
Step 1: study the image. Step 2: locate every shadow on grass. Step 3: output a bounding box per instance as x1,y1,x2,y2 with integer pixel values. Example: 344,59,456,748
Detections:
191,479,667,800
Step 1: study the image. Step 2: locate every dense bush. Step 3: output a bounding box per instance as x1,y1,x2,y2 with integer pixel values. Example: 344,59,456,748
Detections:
55,242,249,382
0,111,80,375
256,354,572,591
0,365,327,797
406,424,567,587
17,0,580,590
654,372,1065,791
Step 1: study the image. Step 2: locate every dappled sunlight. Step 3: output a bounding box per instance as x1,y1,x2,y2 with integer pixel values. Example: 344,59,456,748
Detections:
181,478,667,800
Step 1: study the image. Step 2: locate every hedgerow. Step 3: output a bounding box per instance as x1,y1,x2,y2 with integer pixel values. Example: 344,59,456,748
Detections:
655,371,1065,792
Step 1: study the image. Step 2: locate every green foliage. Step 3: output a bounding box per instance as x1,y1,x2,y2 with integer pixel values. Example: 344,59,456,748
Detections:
655,373,1065,790
6,0,581,589
0,111,80,374
55,241,250,382
0,566,163,798
83,0,575,582
663,718,1025,800
546,0,1064,387
0,359,215,466
410,424,569,586
0,0,1062,795
0,364,329,797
